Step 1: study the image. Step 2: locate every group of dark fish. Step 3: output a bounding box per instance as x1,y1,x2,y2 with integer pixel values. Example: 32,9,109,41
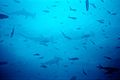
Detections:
0,13,9,19
97,65,119,74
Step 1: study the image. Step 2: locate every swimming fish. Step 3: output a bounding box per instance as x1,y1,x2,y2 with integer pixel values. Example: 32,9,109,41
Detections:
0,61,8,65
106,10,117,15
97,65,119,74
90,3,96,9
61,32,72,40
10,27,15,38
101,0,104,3
97,19,104,24
68,16,77,20
70,76,77,80
83,69,87,75
33,53,40,56
0,13,9,19
85,0,89,11
42,57,62,65
13,0,21,3
10,9,35,18
104,56,112,60
69,6,77,11
69,57,79,61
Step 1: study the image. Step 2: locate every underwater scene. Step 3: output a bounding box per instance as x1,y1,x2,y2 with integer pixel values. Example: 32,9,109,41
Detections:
0,0,120,80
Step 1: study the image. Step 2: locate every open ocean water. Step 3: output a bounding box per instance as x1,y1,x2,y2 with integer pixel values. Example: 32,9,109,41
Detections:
0,0,120,80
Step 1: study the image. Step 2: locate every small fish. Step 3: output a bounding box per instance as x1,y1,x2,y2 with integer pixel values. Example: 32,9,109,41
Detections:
85,0,89,11
43,57,62,65
104,56,112,60
70,76,77,80
42,10,50,13
0,61,8,65
11,9,35,18
13,0,21,3
97,19,104,24
40,64,48,68
10,27,15,38
76,27,81,30
115,46,120,49
0,13,9,19
83,69,87,75
69,6,77,11
81,34,91,39
90,3,96,9
97,65,119,74
106,10,117,15
33,53,40,56
89,40,96,45
101,0,104,3
69,57,79,60
68,16,77,20
61,32,72,40
0,40,4,43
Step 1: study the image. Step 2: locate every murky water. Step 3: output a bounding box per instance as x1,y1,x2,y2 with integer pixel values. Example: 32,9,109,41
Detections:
0,0,120,80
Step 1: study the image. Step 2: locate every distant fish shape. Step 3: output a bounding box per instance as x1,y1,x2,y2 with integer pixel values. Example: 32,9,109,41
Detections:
106,10,117,15
101,0,104,3
13,0,21,3
69,57,79,61
10,9,35,18
61,32,72,40
97,19,104,24
83,69,87,76
97,65,119,74
104,56,112,60
86,0,89,11
69,6,77,11
68,16,77,20
0,61,8,65
42,57,62,66
70,76,77,80
90,3,96,9
0,13,9,19
10,27,15,38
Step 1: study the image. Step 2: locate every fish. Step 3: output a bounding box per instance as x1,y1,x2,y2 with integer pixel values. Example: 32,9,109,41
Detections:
83,69,87,75
19,33,52,46
0,13,9,19
69,6,77,11
42,10,50,13
69,57,79,61
33,53,40,56
68,16,77,20
42,57,62,65
97,19,104,24
104,56,112,60
106,10,117,15
40,64,48,68
85,0,89,11
89,40,96,45
0,61,8,65
10,27,15,38
115,46,120,49
97,65,119,74
13,0,21,3
10,9,35,18
81,34,91,39
61,32,72,40
0,40,4,43
90,3,96,9
70,76,77,80
101,0,104,3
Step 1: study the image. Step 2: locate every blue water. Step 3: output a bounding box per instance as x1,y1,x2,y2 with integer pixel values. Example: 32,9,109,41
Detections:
0,0,120,80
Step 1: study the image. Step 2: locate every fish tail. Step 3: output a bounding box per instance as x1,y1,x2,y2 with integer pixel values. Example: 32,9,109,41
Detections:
97,64,103,69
